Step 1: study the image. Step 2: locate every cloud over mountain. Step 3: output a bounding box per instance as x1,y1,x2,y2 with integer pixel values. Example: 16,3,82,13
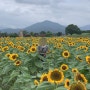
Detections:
0,0,90,28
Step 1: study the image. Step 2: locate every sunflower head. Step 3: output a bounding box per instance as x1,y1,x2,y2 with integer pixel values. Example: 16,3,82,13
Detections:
72,68,79,73
62,50,70,58
34,80,39,86
9,54,18,61
60,64,69,71
5,53,11,58
75,73,88,84
30,46,36,53
40,74,48,83
76,55,83,62
64,79,70,89
69,81,87,90
14,60,21,66
48,69,64,84
26,49,31,54
2,46,9,52
86,56,90,64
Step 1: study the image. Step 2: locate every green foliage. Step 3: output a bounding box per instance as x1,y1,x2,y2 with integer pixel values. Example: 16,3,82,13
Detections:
0,37,90,90
65,24,81,35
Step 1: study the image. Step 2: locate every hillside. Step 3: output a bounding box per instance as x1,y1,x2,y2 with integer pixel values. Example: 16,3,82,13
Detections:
24,20,65,33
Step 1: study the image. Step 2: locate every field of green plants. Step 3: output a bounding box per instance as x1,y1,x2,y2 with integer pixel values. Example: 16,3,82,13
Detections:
0,36,90,90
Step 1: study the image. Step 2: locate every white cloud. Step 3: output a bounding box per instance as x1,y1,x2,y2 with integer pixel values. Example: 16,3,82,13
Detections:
0,0,90,28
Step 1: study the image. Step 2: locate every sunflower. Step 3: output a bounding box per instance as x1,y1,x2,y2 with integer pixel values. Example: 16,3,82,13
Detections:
76,55,83,62
57,44,62,48
68,42,75,46
14,60,21,66
40,74,48,83
26,49,31,54
5,53,11,58
84,46,88,52
9,54,18,61
34,80,39,86
64,79,70,89
60,64,69,71
0,46,2,49
48,69,64,84
86,56,90,64
68,81,87,90
72,68,79,73
74,73,88,84
30,46,36,53
2,46,9,52
39,37,47,46
62,50,70,58
17,46,25,51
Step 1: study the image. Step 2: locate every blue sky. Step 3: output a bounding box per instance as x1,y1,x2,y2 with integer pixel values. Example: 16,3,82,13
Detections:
0,0,90,28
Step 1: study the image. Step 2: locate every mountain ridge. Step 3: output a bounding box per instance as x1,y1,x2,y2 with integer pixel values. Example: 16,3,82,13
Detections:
24,20,65,33
0,20,90,33
80,25,90,30
0,20,65,33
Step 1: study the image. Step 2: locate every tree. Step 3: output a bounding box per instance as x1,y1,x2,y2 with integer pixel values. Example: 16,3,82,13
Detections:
34,33,39,37
9,33,18,37
56,32,62,36
30,32,34,36
46,31,53,37
23,30,29,37
40,31,46,36
65,24,81,35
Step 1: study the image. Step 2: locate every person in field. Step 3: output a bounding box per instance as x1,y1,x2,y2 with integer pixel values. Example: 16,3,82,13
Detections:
38,37,48,58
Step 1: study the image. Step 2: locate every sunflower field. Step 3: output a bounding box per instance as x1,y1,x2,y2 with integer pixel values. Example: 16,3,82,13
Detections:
0,36,90,90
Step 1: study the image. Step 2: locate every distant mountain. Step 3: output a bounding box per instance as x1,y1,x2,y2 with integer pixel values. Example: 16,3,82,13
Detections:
0,26,8,29
0,28,20,33
24,20,65,33
0,21,65,33
80,25,90,30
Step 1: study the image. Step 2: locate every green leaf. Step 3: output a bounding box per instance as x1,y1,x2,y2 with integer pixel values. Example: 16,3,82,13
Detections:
31,53,37,57
36,82,55,90
30,66,37,73
54,86,66,90
2,64,12,74
86,83,90,89
34,60,43,68
0,88,2,90
21,66,28,71
9,70,19,82
36,84,54,90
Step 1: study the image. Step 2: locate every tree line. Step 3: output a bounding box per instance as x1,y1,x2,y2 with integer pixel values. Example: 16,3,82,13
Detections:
0,24,90,37
0,31,62,37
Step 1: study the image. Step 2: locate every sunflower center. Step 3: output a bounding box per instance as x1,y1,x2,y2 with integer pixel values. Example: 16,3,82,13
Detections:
32,48,35,51
74,86,80,90
88,58,90,61
7,54,10,57
76,74,82,81
12,55,16,59
43,76,48,81
88,60,90,63
4,47,8,50
73,70,77,72
76,74,85,83
62,66,67,70
64,52,68,56
16,61,20,64
67,82,69,86
70,83,84,90
51,71,61,81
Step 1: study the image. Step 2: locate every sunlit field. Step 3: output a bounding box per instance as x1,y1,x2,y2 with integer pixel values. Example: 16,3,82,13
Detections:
0,36,90,90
